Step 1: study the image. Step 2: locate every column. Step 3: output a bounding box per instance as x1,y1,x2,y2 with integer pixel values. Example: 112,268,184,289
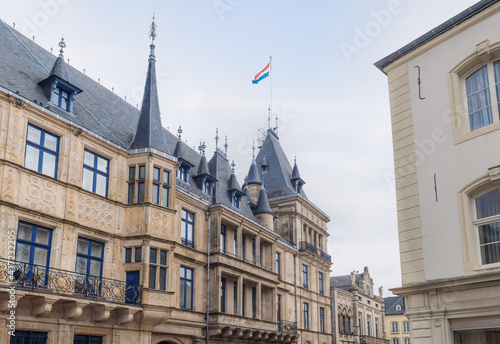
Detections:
257,282,262,319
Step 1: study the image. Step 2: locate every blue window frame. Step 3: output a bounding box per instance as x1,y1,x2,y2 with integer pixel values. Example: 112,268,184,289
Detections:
10,331,48,344
221,277,226,313
368,320,371,336
82,150,109,197
242,234,246,260
303,302,309,330
15,222,52,287
319,271,324,294
220,224,226,253
160,250,167,265
125,248,132,263
135,247,142,262
177,163,190,182
152,183,160,204
232,194,240,208
150,248,157,263
204,180,213,195
181,209,195,248
162,171,170,207
359,319,362,335
25,124,59,178
129,166,135,180
138,165,146,179
180,266,193,309
51,86,71,111
276,252,281,279
128,183,135,204
320,307,325,333
163,170,170,184
233,230,237,256
252,286,257,318
242,283,246,316
302,265,308,289
149,266,156,289
277,294,281,322
252,239,256,264
233,281,238,315
159,266,166,291
75,237,104,296
73,335,103,344
138,182,145,203
153,167,160,181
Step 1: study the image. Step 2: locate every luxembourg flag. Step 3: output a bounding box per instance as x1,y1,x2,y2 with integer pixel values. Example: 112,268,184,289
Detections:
252,63,270,84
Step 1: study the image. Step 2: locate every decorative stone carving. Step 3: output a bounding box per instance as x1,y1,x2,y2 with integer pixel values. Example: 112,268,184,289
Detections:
92,305,116,322
77,194,114,232
3,167,15,201
33,297,59,317
63,301,87,320
26,175,57,215
151,209,171,238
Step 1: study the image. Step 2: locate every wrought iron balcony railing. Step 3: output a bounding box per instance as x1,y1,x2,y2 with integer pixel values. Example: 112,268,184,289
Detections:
298,241,331,262
0,258,142,306
278,320,298,334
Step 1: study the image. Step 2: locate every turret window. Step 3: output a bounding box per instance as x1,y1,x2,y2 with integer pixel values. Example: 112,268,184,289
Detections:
128,165,170,206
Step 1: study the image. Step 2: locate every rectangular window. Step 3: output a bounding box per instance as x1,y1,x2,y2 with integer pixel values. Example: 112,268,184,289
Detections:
128,183,135,204
82,150,109,197
159,267,166,290
404,339,410,344
242,234,246,260
138,182,145,203
359,319,362,335
220,224,226,253
150,248,157,263
138,165,146,179
343,315,346,334
181,209,195,248
153,167,160,181
135,247,142,262
75,237,104,296
162,186,169,207
376,323,379,337
466,65,494,131
348,316,351,333
318,271,324,294
276,252,281,279
11,331,48,344
252,286,257,318
392,339,400,344
403,321,410,333
303,302,309,330
234,230,237,257
252,239,256,264
391,322,399,334
302,265,308,289
125,248,132,263
152,183,159,204
320,307,325,333
242,284,245,316
367,320,371,336
73,335,103,344
233,281,238,315
475,189,500,265
129,166,136,180
25,124,59,178
160,250,167,265
221,277,226,313
163,170,170,184
277,294,281,322
148,266,156,288
338,315,341,334
180,266,193,310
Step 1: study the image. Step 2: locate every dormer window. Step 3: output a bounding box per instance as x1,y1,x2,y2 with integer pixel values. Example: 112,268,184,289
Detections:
177,159,193,183
51,85,71,110
232,193,242,209
204,180,214,195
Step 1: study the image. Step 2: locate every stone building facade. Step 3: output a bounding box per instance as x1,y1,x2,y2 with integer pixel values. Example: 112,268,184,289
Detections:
0,18,332,344
330,267,388,344
384,297,409,344
375,0,500,342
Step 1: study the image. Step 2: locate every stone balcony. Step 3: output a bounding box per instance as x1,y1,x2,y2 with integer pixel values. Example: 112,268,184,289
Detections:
208,313,299,343
298,241,331,262
360,335,390,344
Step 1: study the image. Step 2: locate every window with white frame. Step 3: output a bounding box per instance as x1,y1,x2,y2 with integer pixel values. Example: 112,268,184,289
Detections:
392,339,400,344
474,188,500,265
391,322,399,334
403,321,410,333
404,338,410,344
464,60,500,131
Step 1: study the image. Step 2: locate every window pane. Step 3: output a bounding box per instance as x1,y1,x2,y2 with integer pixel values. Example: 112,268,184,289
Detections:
41,151,56,177
138,165,145,179
33,247,48,266
125,248,132,262
135,247,142,262
25,145,40,171
97,157,108,173
186,280,192,308
16,243,31,263
83,150,94,167
18,223,33,241
162,187,169,207
82,168,94,192
479,221,500,264
75,257,87,274
95,173,107,197
43,132,58,151
163,171,170,184
60,92,68,110
128,183,135,204
159,268,166,290
160,250,167,265
466,66,493,131
129,166,135,180
138,183,145,203
476,189,500,219
77,239,89,255
35,228,50,245
153,167,160,181
149,266,156,288
91,242,102,257
150,248,157,263
152,184,159,204
27,125,41,144
89,260,101,276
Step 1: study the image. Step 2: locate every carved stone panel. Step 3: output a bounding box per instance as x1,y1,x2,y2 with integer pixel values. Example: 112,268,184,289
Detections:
76,194,114,232
151,208,172,239
22,175,61,217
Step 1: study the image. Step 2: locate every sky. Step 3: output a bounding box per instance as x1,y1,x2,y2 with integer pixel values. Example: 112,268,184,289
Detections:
1,0,480,296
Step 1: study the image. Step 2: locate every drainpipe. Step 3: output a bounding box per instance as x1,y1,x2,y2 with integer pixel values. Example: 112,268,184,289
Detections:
331,288,336,344
206,210,211,344
294,254,298,342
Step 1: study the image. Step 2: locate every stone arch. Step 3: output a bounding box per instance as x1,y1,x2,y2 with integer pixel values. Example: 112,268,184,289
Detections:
152,336,185,344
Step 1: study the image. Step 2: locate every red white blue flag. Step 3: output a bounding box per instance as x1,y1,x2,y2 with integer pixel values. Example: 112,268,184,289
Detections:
252,63,270,84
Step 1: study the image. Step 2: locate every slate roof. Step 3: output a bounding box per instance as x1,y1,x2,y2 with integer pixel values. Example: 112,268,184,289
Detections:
384,296,405,315
330,273,363,289
49,55,69,80
255,184,273,215
256,130,307,200
374,0,500,72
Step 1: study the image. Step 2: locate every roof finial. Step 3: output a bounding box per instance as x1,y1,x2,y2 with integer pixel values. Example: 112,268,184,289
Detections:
252,139,255,158
58,37,66,57
198,140,206,155
275,113,279,134
177,125,182,140
224,135,228,156
215,128,219,150
231,160,236,173
268,107,271,129
149,13,157,45
294,156,296,164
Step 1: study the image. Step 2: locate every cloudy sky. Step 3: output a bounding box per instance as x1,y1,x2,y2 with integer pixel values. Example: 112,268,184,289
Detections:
1,0,479,296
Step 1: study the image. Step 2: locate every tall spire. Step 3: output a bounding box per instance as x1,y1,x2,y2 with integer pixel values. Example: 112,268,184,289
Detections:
129,14,169,153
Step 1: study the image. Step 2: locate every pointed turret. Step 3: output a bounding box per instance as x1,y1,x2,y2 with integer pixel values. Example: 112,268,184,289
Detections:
254,184,274,229
291,157,305,193
129,16,169,153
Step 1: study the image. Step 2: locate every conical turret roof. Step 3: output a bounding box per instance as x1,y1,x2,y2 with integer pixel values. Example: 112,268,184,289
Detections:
254,184,273,215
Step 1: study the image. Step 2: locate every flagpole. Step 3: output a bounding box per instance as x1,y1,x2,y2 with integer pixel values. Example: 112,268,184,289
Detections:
270,55,272,128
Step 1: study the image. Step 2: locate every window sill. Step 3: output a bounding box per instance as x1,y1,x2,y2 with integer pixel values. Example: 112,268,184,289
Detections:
474,261,500,271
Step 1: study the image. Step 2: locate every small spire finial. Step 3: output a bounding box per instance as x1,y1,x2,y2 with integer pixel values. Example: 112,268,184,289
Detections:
177,125,183,140
58,37,66,57
224,135,228,156
252,139,255,158
294,156,296,164
231,160,235,172
149,13,157,44
215,128,219,149
268,107,271,129
198,140,206,155
275,113,279,134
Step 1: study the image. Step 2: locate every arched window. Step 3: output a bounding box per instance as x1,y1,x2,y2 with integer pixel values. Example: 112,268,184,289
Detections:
474,188,500,265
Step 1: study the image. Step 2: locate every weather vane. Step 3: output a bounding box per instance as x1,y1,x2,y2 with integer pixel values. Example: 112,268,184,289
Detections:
149,13,157,44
